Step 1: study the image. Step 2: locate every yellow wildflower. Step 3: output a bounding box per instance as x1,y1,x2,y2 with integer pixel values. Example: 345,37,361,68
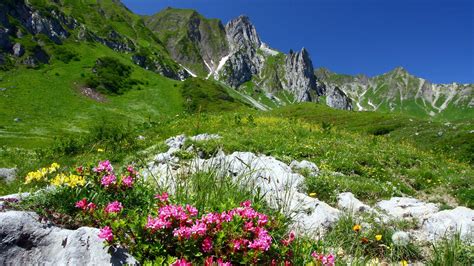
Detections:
50,173,85,188
375,234,382,241
49,163,60,172
309,192,317,197
401,260,408,266
353,224,361,232
51,173,67,187
97,148,105,152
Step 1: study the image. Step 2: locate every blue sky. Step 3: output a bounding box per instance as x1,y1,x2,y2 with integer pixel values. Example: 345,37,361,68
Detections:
122,0,473,83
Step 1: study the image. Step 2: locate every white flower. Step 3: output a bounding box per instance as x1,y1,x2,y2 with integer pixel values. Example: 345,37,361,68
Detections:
392,231,410,246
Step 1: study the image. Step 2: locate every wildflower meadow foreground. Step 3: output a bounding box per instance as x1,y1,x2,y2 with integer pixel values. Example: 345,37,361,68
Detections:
19,160,338,265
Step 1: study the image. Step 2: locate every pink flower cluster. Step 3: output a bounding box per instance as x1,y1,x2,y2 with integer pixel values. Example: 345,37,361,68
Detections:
94,161,139,188
121,165,138,188
94,160,113,173
98,226,114,242
311,252,335,266
75,198,96,211
146,198,273,256
105,201,123,214
101,174,116,187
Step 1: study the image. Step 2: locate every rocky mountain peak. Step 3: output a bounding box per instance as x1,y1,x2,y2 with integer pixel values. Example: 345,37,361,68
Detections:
225,15,261,52
283,48,319,102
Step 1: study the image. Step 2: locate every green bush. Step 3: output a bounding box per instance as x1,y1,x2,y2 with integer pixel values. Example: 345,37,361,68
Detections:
86,57,140,95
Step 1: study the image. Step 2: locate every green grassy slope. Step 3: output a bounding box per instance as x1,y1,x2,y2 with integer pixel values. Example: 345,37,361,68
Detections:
0,42,183,148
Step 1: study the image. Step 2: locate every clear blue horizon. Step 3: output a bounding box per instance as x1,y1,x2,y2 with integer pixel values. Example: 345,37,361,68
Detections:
122,0,474,84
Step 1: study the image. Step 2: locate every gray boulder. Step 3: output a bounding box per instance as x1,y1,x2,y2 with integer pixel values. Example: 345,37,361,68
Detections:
0,168,17,182
12,43,25,57
0,211,137,265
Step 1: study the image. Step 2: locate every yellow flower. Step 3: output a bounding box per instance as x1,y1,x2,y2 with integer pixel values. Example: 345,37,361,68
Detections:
97,148,105,152
401,260,408,266
50,173,86,188
309,192,317,197
375,234,382,241
353,224,361,232
49,163,60,172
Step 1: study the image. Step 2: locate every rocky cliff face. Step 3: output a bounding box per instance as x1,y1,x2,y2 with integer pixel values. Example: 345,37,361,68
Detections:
325,86,353,110
218,16,265,87
316,67,473,117
145,8,230,76
0,0,184,79
283,48,320,102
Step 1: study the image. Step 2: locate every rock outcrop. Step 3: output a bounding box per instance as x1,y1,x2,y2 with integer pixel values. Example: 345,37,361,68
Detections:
326,86,353,110
145,134,474,243
283,48,320,102
144,134,340,236
219,16,265,87
0,168,17,183
0,211,137,265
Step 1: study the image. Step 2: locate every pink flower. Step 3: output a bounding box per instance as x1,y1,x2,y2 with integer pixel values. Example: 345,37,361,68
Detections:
204,257,214,266
240,200,252,208
257,213,269,226
282,230,295,246
217,258,232,266
186,204,198,217
101,174,116,187
311,252,335,266
146,216,171,230
155,192,169,202
248,228,272,251
122,175,134,188
87,202,96,211
104,201,123,214
98,226,113,242
173,226,192,239
171,258,192,266
75,198,88,210
190,222,207,236
126,165,137,175
202,237,213,253
94,160,113,173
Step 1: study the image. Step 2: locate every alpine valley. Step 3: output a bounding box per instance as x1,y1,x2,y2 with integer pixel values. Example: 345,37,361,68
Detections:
0,1,473,265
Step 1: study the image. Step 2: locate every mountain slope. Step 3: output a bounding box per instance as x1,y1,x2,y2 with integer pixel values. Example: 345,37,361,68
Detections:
145,9,352,111
144,8,229,77
0,0,188,78
316,67,474,119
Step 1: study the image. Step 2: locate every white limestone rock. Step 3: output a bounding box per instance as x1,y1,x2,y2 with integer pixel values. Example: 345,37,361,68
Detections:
376,197,439,221
290,160,319,176
0,211,137,265
421,207,474,242
337,192,373,214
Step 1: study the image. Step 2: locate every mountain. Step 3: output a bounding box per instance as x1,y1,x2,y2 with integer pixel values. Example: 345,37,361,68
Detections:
0,1,471,120
0,0,187,79
316,67,474,119
144,8,229,77
146,9,352,111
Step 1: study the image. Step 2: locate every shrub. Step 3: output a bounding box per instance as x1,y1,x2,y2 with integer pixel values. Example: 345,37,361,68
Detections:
86,57,140,95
